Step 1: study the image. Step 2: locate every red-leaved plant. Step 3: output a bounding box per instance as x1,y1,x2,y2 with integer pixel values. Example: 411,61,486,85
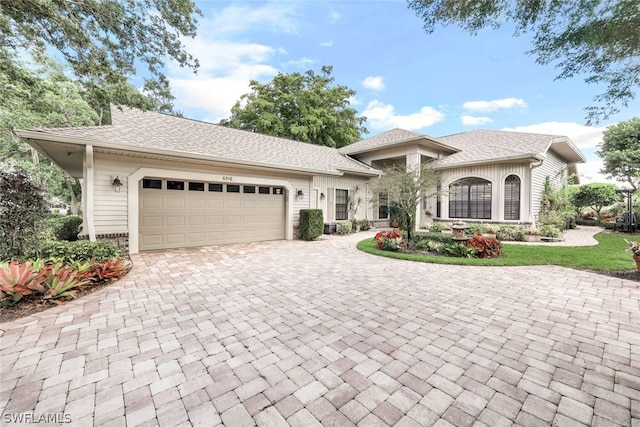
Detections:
466,233,502,258
375,229,403,250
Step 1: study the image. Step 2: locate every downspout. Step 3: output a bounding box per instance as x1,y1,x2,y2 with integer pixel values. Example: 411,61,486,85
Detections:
529,159,544,227
84,145,96,241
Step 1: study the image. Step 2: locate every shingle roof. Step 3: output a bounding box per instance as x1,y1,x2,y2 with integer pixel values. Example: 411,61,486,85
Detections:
338,128,458,155
25,106,379,176
431,129,569,168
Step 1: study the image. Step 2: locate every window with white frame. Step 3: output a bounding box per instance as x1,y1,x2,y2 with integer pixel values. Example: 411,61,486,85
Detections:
449,177,492,219
504,175,521,220
336,189,348,220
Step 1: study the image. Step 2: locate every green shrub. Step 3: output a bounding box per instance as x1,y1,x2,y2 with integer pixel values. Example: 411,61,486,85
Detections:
539,224,562,238
47,214,83,241
445,243,477,258
337,221,352,235
413,232,453,245
466,223,483,235
41,240,121,263
299,209,323,241
359,219,371,231
416,239,445,253
496,225,524,241
430,222,447,233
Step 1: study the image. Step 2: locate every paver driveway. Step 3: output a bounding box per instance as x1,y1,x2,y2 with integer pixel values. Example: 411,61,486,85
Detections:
1,232,639,426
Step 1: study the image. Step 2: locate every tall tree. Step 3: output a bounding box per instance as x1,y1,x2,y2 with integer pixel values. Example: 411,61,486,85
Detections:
220,66,368,148
598,118,640,191
0,0,201,116
408,0,640,124
370,163,441,242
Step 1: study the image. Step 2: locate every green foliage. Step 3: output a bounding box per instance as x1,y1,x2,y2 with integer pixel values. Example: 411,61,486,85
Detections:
41,240,121,263
359,219,371,231
299,209,324,241
375,230,403,251
0,0,200,117
47,215,83,241
408,0,640,123
358,232,637,271
371,163,442,242
220,66,367,148
0,260,44,306
598,118,640,190
337,221,353,235
413,232,453,245
539,225,562,239
41,262,89,301
0,168,50,260
416,239,445,253
429,222,449,233
466,223,483,235
445,243,477,258
496,225,524,242
570,183,619,221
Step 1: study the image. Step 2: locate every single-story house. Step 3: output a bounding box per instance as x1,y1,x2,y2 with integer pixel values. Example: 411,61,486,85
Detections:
17,106,585,254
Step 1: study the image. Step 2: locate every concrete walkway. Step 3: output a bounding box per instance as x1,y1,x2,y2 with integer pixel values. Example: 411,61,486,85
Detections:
506,225,602,246
1,231,639,426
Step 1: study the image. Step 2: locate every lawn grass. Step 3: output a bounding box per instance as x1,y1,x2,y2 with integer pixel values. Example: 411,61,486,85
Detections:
357,232,638,271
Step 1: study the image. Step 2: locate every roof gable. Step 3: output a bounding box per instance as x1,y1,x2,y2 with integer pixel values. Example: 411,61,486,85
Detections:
339,128,458,155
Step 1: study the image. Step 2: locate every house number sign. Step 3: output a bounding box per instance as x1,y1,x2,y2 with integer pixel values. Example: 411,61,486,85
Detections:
222,176,233,181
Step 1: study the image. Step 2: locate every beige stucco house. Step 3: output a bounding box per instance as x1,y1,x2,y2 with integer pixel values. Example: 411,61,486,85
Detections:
18,106,585,254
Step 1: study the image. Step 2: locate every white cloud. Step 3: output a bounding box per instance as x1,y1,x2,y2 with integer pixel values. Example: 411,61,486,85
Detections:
320,40,334,47
206,4,299,34
166,3,301,122
463,98,527,112
461,115,493,126
329,9,341,23
363,100,445,130
501,122,606,149
362,76,386,91
282,57,315,69
348,95,363,106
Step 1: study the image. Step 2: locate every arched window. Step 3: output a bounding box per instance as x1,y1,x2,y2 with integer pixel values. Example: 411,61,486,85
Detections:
449,178,491,219
504,175,521,220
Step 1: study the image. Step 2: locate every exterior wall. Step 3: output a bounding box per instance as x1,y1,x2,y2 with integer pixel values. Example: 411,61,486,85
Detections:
311,175,372,223
91,152,311,252
438,162,532,224
531,150,570,223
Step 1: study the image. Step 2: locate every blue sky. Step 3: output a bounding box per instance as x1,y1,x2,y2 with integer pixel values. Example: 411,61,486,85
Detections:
163,1,639,186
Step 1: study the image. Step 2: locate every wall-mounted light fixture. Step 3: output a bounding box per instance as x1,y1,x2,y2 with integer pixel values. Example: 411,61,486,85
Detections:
320,192,325,199
296,189,304,198
111,176,123,192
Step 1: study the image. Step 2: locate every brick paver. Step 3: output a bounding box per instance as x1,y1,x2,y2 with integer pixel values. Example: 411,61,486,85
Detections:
1,228,639,426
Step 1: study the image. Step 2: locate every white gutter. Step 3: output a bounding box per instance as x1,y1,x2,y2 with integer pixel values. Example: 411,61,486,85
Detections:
432,153,545,170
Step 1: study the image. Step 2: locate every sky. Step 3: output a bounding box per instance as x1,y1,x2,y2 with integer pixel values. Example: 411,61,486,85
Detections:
162,0,640,187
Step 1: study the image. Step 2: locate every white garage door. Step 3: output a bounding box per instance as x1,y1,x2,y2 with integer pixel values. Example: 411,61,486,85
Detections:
139,178,285,250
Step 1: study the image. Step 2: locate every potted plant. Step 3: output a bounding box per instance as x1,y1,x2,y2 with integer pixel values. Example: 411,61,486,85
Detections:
481,224,500,239
522,226,541,242
624,239,640,271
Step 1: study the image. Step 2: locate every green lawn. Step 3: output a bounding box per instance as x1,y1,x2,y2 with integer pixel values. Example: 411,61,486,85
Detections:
357,232,638,271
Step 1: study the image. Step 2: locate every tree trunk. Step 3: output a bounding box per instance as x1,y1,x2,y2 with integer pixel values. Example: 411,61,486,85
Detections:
65,176,81,215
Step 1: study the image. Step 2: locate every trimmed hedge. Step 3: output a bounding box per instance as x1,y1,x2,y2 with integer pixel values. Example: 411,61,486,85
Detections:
299,209,323,241
47,214,83,241
41,240,121,263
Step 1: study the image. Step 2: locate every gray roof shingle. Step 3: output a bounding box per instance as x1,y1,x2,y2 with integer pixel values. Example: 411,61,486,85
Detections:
27,106,379,176
338,128,458,155
432,129,565,167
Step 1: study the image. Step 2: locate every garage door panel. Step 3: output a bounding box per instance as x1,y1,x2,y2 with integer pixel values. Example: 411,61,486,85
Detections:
140,183,285,250
142,216,163,227
188,215,205,226
167,216,185,226
166,233,186,244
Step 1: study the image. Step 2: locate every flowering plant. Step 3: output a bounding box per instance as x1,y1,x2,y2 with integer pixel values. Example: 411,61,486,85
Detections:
466,233,502,258
624,239,640,257
374,229,403,251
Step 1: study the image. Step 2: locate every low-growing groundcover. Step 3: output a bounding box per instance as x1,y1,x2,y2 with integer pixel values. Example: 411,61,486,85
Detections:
358,231,640,281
